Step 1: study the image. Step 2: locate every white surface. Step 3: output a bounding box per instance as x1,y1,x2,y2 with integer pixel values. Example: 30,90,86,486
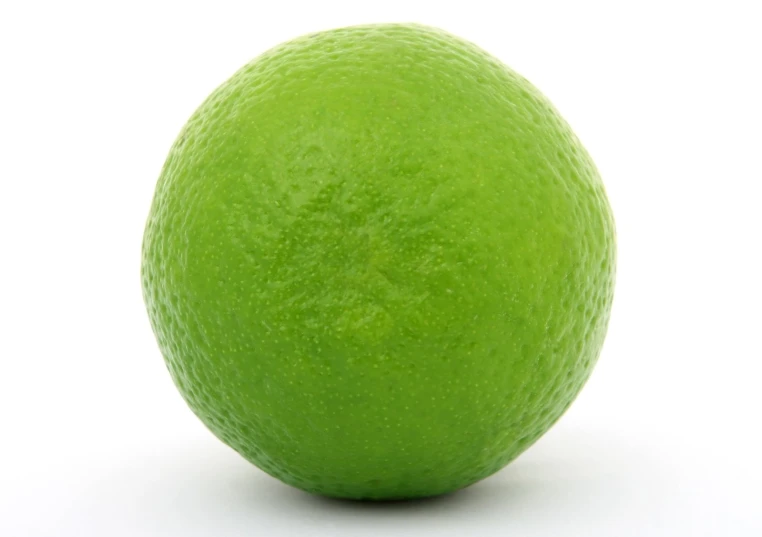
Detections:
1,1,760,535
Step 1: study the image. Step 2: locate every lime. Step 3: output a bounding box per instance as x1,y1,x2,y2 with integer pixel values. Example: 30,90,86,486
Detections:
142,23,615,500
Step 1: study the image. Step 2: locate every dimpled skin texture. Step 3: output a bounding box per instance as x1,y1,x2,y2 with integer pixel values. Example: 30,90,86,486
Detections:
142,23,616,500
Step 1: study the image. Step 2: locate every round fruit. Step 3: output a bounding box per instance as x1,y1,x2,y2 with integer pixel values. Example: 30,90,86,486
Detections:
142,23,616,500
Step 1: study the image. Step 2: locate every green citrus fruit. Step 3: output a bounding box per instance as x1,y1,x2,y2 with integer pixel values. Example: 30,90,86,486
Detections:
142,23,616,500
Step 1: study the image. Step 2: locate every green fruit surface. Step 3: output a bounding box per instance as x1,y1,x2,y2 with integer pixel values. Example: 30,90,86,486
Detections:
142,23,616,500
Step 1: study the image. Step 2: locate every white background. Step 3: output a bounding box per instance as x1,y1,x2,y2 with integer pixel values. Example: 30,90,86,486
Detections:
1,1,760,535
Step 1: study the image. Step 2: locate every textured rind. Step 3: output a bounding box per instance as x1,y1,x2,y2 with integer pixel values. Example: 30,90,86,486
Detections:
142,24,616,500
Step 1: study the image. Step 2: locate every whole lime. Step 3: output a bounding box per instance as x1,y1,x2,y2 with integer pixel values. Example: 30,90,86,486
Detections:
142,23,615,500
